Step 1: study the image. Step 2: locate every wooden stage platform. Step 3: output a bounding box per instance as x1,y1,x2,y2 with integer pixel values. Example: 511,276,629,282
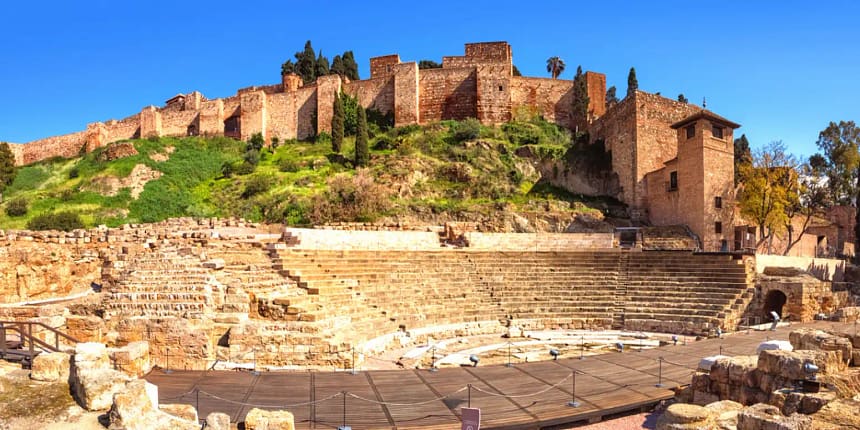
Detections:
146,321,842,429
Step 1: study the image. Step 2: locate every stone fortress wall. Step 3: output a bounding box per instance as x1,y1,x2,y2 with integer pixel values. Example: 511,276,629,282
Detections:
8,42,606,167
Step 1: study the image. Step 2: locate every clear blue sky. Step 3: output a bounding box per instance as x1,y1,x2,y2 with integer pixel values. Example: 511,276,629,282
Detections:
1,0,857,159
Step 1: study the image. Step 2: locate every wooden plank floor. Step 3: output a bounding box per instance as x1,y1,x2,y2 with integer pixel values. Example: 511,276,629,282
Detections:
146,321,846,429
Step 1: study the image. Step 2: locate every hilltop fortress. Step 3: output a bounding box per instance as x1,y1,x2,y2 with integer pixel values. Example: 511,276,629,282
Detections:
7,41,740,251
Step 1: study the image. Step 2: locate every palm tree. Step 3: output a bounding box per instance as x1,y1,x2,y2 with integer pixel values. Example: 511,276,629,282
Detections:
546,56,566,79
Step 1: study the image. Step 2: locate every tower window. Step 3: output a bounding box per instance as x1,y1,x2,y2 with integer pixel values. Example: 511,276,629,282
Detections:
686,125,695,139
715,221,723,234
668,171,678,191
712,125,724,139
715,196,722,208
498,85,504,91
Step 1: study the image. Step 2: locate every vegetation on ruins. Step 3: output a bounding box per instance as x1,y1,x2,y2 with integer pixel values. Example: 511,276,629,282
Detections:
354,105,370,167
605,86,619,109
677,94,688,104
26,211,84,231
733,134,752,185
512,65,522,77
282,41,360,83
418,60,441,69
331,93,345,153
546,56,565,79
4,197,27,217
571,66,590,127
0,116,617,229
0,142,16,202
627,67,638,97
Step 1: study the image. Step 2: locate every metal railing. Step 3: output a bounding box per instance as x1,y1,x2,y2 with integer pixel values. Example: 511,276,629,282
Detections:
0,320,81,363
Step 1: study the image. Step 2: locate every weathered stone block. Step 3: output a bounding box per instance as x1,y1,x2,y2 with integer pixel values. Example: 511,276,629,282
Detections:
705,400,743,430
655,403,716,429
74,342,110,370
74,367,132,410
111,341,152,377
244,408,295,430
30,351,70,382
206,412,231,430
109,379,199,430
160,403,199,423
789,328,853,364
757,349,845,380
737,403,812,430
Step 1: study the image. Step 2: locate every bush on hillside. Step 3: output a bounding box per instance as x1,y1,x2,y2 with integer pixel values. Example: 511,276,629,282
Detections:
451,118,481,142
27,211,85,231
278,158,301,173
242,174,274,199
5,197,28,217
309,170,390,223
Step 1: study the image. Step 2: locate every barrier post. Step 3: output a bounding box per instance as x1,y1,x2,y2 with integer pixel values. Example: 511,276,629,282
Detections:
567,370,580,407
164,347,173,374
656,357,664,388
506,342,513,367
579,336,585,360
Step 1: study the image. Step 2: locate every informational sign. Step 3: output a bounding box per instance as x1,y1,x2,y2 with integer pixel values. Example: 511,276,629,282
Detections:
461,407,481,430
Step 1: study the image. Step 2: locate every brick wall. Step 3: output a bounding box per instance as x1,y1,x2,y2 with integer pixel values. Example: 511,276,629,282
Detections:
370,54,400,78
418,68,477,122
585,72,606,120
160,110,197,137
510,77,574,128
199,99,224,136
239,90,266,141
476,64,512,124
315,75,342,134
104,114,141,142
588,96,637,204
342,75,395,114
393,62,419,126
21,131,88,165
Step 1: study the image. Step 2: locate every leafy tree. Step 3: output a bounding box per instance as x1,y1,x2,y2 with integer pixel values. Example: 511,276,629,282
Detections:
546,56,565,79
247,133,265,152
0,142,16,202
733,134,752,185
281,60,296,76
27,211,84,231
571,66,589,127
605,86,619,109
737,141,798,253
5,197,27,217
295,40,317,84
342,51,360,80
315,50,330,78
340,92,360,135
512,65,522,77
626,67,638,97
814,120,860,205
782,158,828,255
354,105,369,167
677,93,689,103
330,55,346,76
331,92,345,153
418,60,441,69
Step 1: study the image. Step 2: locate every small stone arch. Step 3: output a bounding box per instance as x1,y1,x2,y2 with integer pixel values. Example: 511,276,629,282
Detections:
762,289,787,319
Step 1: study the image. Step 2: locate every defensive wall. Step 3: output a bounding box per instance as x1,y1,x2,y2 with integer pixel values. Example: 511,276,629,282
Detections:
8,41,606,166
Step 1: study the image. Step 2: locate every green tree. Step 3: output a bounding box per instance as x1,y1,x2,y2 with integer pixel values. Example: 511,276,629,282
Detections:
546,56,565,79
330,55,346,76
571,66,589,127
626,67,638,97
295,40,317,84
354,105,369,167
734,134,752,185
605,86,619,109
677,93,689,103
0,142,16,202
281,59,296,76
782,158,828,255
814,120,860,205
342,51,360,80
738,141,798,253
315,50,330,78
331,92,345,153
341,92,360,135
512,65,522,77
418,60,441,69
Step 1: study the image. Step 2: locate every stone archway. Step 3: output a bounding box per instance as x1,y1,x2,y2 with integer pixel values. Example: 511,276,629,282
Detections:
762,290,787,319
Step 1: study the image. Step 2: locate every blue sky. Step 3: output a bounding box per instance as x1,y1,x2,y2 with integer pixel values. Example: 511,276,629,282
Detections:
1,1,857,159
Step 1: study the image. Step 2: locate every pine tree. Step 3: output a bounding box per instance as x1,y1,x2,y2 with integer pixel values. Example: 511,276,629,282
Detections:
331,93,345,153
627,67,638,98
354,105,369,167
316,50,330,78
605,86,619,109
295,40,317,84
512,65,522,77
281,59,296,76
0,142,17,202
733,134,752,185
678,93,689,104
331,55,345,76
342,51,360,80
571,66,590,126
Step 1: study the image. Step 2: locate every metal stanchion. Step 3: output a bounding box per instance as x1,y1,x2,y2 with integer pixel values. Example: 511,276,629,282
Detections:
567,370,580,407
337,391,350,430
164,347,173,374
467,384,472,408
656,357,664,388
350,347,358,375
506,342,513,367
579,336,585,360
429,345,438,372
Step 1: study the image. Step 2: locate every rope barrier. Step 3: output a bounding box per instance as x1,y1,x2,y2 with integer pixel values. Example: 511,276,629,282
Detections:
346,386,469,406
469,373,572,398
196,389,343,408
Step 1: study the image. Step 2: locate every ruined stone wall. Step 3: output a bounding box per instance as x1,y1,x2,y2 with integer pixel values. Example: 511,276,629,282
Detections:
159,110,197,137
585,72,606,120
104,115,141,143
294,87,317,140
7,142,24,166
755,254,846,282
418,68,477,122
393,63,419,126
266,92,295,141
342,76,395,114
239,91,266,141
370,54,400,78
588,96,637,204
20,131,89,165
476,65,512,124
315,75,341,135
198,99,224,136
510,77,574,128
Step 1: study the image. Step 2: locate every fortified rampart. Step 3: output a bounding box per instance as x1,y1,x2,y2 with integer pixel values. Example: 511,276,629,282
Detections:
9,41,606,167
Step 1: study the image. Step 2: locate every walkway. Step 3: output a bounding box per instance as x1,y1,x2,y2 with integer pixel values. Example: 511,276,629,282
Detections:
145,321,846,429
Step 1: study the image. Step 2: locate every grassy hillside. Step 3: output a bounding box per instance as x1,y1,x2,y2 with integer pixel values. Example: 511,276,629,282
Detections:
0,117,624,230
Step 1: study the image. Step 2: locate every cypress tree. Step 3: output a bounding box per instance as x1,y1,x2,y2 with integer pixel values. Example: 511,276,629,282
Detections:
342,51,360,81
295,40,317,84
0,142,17,202
316,50,330,77
331,55,345,76
354,105,369,167
571,66,590,126
605,86,619,108
281,59,296,76
677,93,689,103
627,67,638,98
332,93,345,153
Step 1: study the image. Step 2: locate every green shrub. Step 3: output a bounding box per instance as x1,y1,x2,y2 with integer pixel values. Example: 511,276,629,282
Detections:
242,174,274,199
451,118,481,142
221,161,235,178
502,122,542,146
367,108,394,131
316,132,332,145
27,211,85,231
271,137,280,149
246,133,265,152
278,158,301,173
5,197,28,217
243,149,260,166
234,162,256,175
372,135,397,150
68,166,80,179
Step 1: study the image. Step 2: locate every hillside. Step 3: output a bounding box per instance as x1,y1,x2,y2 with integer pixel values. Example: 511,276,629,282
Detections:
0,116,628,231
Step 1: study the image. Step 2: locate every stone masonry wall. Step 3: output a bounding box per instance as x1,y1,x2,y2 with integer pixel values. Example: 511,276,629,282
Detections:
510,77,575,129
19,131,88,165
418,68,477,122
342,75,394,115
104,115,142,143
476,64,512,124
588,95,638,204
